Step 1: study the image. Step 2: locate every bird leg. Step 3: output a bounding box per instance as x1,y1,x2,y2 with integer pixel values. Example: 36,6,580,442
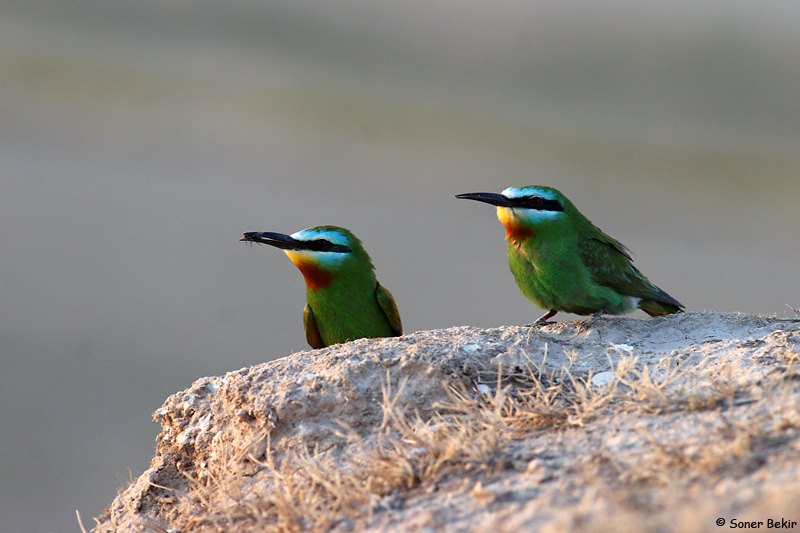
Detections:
530,309,558,326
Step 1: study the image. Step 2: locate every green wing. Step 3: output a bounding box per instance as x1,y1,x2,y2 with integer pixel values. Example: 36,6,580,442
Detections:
577,232,639,292
303,304,327,349
375,283,402,336
578,232,682,312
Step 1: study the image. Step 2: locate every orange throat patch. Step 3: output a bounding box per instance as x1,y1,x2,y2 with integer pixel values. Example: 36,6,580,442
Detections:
497,207,533,242
286,253,334,291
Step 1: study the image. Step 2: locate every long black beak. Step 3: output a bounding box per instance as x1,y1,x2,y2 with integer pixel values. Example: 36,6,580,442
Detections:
454,192,515,207
240,231,308,250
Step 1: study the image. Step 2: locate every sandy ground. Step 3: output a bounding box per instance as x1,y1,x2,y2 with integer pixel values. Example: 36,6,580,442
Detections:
93,312,800,532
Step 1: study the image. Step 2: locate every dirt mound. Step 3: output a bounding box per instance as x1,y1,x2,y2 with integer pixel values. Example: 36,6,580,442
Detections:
94,313,800,532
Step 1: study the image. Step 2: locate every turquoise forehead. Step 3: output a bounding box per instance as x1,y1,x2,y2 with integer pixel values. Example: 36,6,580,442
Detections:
290,227,350,246
502,186,558,200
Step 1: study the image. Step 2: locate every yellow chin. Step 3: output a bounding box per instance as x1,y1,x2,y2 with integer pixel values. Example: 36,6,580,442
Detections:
284,250,333,290
496,207,533,240
496,207,515,228
284,249,303,263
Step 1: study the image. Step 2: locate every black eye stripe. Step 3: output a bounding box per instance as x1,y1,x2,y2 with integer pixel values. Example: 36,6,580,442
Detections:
307,239,350,253
510,196,564,212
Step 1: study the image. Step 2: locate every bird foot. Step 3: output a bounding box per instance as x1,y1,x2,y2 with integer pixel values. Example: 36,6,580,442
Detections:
526,320,553,327
576,310,606,332
526,309,557,327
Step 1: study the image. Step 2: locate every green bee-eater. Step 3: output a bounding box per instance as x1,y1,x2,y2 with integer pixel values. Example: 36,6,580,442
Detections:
456,186,683,324
241,226,402,348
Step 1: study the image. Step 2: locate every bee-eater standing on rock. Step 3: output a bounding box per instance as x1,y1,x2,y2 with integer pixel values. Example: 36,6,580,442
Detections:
241,226,402,348
455,186,683,325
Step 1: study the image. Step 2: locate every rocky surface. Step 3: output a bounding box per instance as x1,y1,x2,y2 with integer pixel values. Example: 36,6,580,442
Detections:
94,312,800,532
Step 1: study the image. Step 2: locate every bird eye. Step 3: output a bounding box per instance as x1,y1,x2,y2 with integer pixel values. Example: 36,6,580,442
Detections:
317,240,331,251
529,196,543,207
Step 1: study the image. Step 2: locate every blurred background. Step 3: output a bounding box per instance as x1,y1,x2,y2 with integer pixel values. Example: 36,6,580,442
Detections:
2,1,799,530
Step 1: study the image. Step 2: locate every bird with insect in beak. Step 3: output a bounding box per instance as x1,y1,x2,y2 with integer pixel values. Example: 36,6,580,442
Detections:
455,186,683,325
241,225,402,348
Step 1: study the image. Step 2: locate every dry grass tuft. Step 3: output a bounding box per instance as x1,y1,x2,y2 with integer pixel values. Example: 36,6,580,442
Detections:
173,373,519,532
